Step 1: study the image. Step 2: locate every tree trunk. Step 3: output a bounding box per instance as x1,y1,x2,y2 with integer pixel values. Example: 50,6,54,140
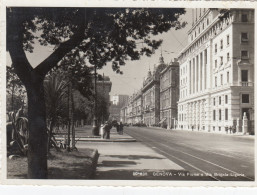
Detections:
11,84,14,111
71,89,75,149
47,120,55,153
26,79,48,179
67,82,71,151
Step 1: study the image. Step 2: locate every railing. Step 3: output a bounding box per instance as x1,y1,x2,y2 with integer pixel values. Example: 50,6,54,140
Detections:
241,81,253,86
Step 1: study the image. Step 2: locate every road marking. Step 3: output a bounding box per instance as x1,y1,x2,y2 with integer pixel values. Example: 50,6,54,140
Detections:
158,142,254,181
127,130,254,181
207,150,254,161
127,131,219,181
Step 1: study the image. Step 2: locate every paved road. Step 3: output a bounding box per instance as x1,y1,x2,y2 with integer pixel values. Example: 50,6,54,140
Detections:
125,127,255,181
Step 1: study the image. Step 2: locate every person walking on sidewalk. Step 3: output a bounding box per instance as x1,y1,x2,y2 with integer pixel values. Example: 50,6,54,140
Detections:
116,122,120,134
119,122,123,135
103,121,111,139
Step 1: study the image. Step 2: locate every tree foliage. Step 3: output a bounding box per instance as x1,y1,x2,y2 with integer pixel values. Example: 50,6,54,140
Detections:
7,7,187,179
6,66,26,112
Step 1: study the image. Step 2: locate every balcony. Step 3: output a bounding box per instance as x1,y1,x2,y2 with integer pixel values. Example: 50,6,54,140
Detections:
241,81,253,86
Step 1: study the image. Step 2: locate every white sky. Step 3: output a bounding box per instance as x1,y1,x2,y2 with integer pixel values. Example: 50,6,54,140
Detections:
6,8,193,96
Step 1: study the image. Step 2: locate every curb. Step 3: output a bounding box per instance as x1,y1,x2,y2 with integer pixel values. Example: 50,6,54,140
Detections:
89,149,99,179
77,138,137,142
174,129,255,139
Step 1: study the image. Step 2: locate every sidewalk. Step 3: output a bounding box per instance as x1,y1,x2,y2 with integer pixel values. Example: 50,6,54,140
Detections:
76,131,186,180
55,126,136,142
173,128,255,139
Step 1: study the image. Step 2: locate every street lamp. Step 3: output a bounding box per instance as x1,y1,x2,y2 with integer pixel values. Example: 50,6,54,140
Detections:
92,64,99,136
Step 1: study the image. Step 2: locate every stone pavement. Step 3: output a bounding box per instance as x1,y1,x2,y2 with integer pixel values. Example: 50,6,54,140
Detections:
76,129,186,180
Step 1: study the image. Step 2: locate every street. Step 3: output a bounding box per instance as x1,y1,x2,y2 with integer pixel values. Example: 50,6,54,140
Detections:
125,127,255,181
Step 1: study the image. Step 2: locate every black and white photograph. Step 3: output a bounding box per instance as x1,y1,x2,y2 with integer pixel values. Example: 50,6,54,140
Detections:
1,0,256,187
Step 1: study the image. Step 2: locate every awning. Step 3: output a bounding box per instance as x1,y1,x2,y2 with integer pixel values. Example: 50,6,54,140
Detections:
159,118,167,124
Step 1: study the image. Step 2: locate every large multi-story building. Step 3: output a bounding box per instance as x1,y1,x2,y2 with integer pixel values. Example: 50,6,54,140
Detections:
160,59,180,129
120,105,128,123
177,8,254,134
142,55,167,126
109,94,129,121
111,94,129,107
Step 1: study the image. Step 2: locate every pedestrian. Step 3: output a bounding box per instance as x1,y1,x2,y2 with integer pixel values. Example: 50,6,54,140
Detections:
100,123,104,139
116,122,120,133
102,121,109,139
119,122,123,135
228,126,232,134
106,121,113,139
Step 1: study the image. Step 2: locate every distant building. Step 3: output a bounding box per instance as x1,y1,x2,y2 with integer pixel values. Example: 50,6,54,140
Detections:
109,104,121,121
120,105,128,123
109,94,129,121
142,55,167,126
177,8,254,134
159,59,180,129
111,94,129,107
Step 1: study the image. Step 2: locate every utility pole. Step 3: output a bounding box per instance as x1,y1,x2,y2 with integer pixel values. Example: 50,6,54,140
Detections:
71,83,75,150
102,73,105,124
92,65,99,135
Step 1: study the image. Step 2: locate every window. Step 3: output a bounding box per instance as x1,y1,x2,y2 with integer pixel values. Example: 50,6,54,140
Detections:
225,109,228,120
202,23,205,30
227,71,230,83
215,60,217,68
227,53,230,62
213,110,216,121
227,35,230,45
242,14,248,22
215,44,217,53
241,33,249,42
213,98,215,106
242,94,250,103
207,18,209,25
219,109,222,120
215,76,217,87
241,70,248,82
241,50,249,59
225,95,228,104
220,39,223,50
219,96,221,105
220,56,223,65
199,28,200,34
221,74,223,85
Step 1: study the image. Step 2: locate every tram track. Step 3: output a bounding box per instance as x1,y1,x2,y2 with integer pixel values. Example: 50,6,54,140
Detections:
125,128,254,181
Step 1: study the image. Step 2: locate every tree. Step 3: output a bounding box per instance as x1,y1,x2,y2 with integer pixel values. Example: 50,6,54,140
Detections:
6,66,26,112
7,7,186,178
44,71,69,152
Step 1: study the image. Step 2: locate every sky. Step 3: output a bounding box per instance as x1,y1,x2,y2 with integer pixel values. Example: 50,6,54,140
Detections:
6,8,193,97
98,9,193,96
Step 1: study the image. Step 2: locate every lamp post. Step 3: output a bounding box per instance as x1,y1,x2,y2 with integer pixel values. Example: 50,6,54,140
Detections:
92,65,99,136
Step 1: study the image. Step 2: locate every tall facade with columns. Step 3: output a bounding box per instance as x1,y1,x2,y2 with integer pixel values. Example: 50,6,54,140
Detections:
142,55,167,126
160,59,180,129
177,8,254,134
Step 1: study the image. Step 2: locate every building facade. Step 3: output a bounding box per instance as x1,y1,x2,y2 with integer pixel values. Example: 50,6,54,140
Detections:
142,55,167,126
177,8,254,134
160,59,180,129
111,94,129,107
120,105,128,123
